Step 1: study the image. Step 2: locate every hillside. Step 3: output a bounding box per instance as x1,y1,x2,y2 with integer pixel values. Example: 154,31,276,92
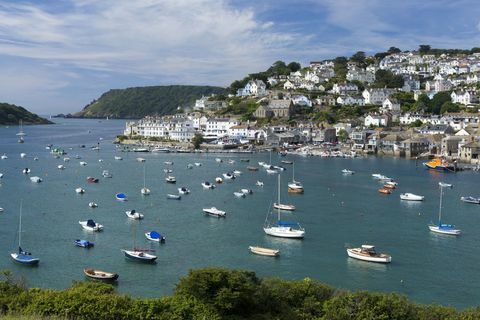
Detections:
0,103,52,125
74,85,226,119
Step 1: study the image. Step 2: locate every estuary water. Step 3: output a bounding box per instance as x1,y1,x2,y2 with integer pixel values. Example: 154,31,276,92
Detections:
0,118,479,309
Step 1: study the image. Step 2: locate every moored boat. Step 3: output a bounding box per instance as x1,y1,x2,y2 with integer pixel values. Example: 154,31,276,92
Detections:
145,231,165,242
115,193,127,201
79,161,87,166
79,219,103,232
400,193,424,201
423,158,455,171
165,176,176,183
203,207,226,217
75,239,94,248
122,249,157,262
429,182,460,236
84,268,118,281
378,188,391,194
460,196,480,204
202,181,215,189
178,187,190,194
347,245,391,263
223,172,235,180
247,166,259,171
136,157,146,162
22,168,31,174
273,203,296,211
234,191,246,198
86,176,99,183
256,181,264,187
281,160,293,164
114,156,123,160
383,184,396,190
167,194,181,200
88,202,98,208
75,187,85,194
125,210,144,219
102,170,112,178
342,169,355,175
248,246,280,257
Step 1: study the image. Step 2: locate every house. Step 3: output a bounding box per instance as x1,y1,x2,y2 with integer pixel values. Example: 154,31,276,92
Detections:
268,99,294,118
346,68,375,83
401,137,430,158
312,128,336,143
417,124,455,135
205,118,239,137
350,130,369,149
334,122,352,135
336,95,365,106
237,79,267,97
425,76,452,93
379,134,405,155
315,96,336,106
451,90,475,105
194,96,209,110
364,114,390,127
227,124,249,139
267,77,278,86
362,88,396,105
253,105,273,118
283,80,295,90
381,98,401,112
459,141,480,164
441,135,468,157
332,83,358,95
292,95,312,107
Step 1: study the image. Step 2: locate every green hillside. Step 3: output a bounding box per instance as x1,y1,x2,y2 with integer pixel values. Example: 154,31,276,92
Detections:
0,103,52,125
74,85,226,119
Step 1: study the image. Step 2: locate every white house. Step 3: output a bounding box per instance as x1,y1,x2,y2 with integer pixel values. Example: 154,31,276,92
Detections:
336,95,365,106
205,118,239,138
334,123,352,135
237,79,267,97
362,88,396,105
283,80,295,90
292,95,312,107
451,91,474,106
381,98,401,112
194,96,209,110
364,114,390,127
346,69,375,83
227,124,249,138
332,83,358,95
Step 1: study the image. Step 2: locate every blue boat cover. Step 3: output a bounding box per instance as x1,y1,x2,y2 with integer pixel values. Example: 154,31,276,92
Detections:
278,220,298,227
86,219,96,227
116,193,126,198
150,231,161,239
439,223,455,229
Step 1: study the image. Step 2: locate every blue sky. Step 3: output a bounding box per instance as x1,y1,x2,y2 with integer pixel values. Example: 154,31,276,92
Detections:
0,0,479,114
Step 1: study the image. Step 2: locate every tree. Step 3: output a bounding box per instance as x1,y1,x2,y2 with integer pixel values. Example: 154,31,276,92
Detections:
350,51,366,64
440,101,460,114
408,119,424,128
374,70,404,88
337,129,349,142
287,61,301,72
388,46,401,54
333,56,348,80
419,44,431,54
192,133,204,149
413,93,431,112
429,91,451,114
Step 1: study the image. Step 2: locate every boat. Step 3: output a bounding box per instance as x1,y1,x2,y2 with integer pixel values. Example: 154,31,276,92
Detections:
33,157,39,161
233,170,242,176
423,158,455,171
215,158,223,163
141,163,150,195
115,193,127,201
186,164,194,169
273,165,286,171
223,173,235,180
429,182,460,235
281,160,293,164
79,161,87,166
215,177,223,184
165,176,176,183
385,181,398,187
342,169,355,175
248,246,280,257
1,154,7,160
371,174,391,181
202,181,215,189
79,219,103,231
88,202,98,208
136,157,146,162
288,163,304,193
346,245,391,263
22,168,31,174
194,162,202,166
133,148,149,152
121,249,157,262
125,210,144,220
145,231,165,243
266,169,278,174
151,147,170,153
163,169,173,173
20,153,27,158
10,202,39,265
0,208,3,212
114,156,123,160
17,120,26,143
264,175,305,239
167,194,181,200
400,193,424,201
63,157,70,162
241,189,253,195
258,161,265,166
75,239,94,248
203,207,226,218
383,184,396,190
240,159,250,162
86,176,99,183
76,187,85,194
378,188,391,194
228,159,235,164
178,187,190,194
102,170,112,178
84,268,118,281
256,181,264,187
273,176,296,210
234,191,246,198
164,161,174,165
57,165,65,170
460,196,480,204
30,176,42,183
247,166,259,171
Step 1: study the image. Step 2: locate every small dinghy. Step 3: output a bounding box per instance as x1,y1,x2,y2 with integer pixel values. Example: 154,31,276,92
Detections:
30,176,42,183
20,153,27,158
79,219,103,232
234,191,246,198
121,249,157,262
167,194,181,200
1,154,7,160
249,246,280,257
63,157,70,162
223,173,235,180
163,169,173,173
23,168,31,174
75,239,94,248
84,268,118,281
178,187,190,194
273,203,296,211
164,161,174,165
194,162,202,166
79,161,87,166
145,231,165,243
215,177,223,184
115,193,127,201
33,157,39,161
256,181,264,187
114,156,123,160
86,176,99,183
378,188,391,195
215,158,223,163
88,202,98,208
57,165,65,170
233,170,242,176
342,169,355,175
165,176,176,183
125,210,144,220
228,159,235,164
102,170,112,178
203,207,226,217
76,187,85,194
241,188,253,195
202,181,215,189
136,157,146,162
247,166,259,171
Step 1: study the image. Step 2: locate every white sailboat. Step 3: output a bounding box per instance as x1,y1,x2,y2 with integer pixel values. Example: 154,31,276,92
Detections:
140,163,151,195
288,162,304,193
429,182,460,235
16,120,26,143
264,175,304,238
273,174,296,211
11,201,39,265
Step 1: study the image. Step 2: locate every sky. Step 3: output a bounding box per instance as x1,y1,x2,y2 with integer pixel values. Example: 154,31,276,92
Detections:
0,0,479,114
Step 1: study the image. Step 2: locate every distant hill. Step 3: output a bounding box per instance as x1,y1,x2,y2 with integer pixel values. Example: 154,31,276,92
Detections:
0,103,52,125
74,85,226,119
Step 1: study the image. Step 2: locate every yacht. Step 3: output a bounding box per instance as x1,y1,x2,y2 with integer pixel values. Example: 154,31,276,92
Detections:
347,245,392,263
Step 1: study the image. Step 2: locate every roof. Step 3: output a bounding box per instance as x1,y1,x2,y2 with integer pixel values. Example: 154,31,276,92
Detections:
382,134,405,142
268,99,292,109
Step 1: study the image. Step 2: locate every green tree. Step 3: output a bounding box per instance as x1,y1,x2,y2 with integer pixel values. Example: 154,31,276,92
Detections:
440,101,460,114
333,57,348,80
374,70,404,88
413,93,431,112
419,44,431,54
192,133,204,149
350,51,366,64
408,119,424,128
388,46,401,54
429,91,451,114
287,61,301,72
337,129,349,142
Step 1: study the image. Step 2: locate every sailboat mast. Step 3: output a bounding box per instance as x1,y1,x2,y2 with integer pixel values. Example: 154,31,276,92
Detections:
18,201,22,248
277,175,281,221
438,185,443,223
143,163,146,188
292,162,295,182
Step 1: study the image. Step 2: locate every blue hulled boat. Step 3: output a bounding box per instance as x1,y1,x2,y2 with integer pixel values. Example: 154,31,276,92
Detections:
75,239,94,248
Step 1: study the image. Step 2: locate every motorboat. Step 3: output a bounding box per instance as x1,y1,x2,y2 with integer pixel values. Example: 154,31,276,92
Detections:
248,246,280,257
114,156,123,160
378,188,391,194
215,158,223,163
266,169,278,174
125,210,144,220
429,182,460,236
76,187,85,194
247,166,259,171
0,208,3,212
84,268,118,281
423,158,455,171
202,181,215,189
233,170,242,176
22,168,31,174
115,193,127,201
372,174,391,181
460,196,480,204
234,191,246,198
79,161,87,166
194,162,202,167
273,165,286,171
151,147,170,153
203,207,226,217
400,193,424,201
88,202,98,208
136,157,146,162
178,187,190,194
20,153,27,158
385,181,398,187
1,154,7,160
346,245,391,263
145,231,165,243
133,148,149,152
228,160,235,164
75,239,94,248
223,173,235,180
121,249,157,262
383,184,395,190
141,187,151,195
33,157,39,161
102,170,112,178
273,203,296,211
57,165,65,170
288,181,304,193
63,157,70,162
165,176,176,183
256,181,264,187
215,177,223,184
164,161,174,165
240,189,253,195
163,169,173,173
79,219,103,232
30,176,42,183
281,160,293,164
167,194,181,200
342,169,355,175
86,176,99,183
258,161,265,166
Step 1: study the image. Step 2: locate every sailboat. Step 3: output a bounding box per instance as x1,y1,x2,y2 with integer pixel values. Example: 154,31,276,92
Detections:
273,174,296,211
140,163,150,195
428,182,460,235
288,162,304,193
122,224,157,262
11,202,39,265
264,175,304,238
16,120,26,143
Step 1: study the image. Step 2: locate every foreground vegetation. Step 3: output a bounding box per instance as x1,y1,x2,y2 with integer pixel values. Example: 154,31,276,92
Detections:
0,268,479,320
0,103,52,125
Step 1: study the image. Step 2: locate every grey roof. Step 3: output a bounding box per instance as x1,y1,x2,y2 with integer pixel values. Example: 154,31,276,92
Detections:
268,99,292,109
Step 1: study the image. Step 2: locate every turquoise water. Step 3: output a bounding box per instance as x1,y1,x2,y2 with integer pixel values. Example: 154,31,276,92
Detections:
1,119,480,309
